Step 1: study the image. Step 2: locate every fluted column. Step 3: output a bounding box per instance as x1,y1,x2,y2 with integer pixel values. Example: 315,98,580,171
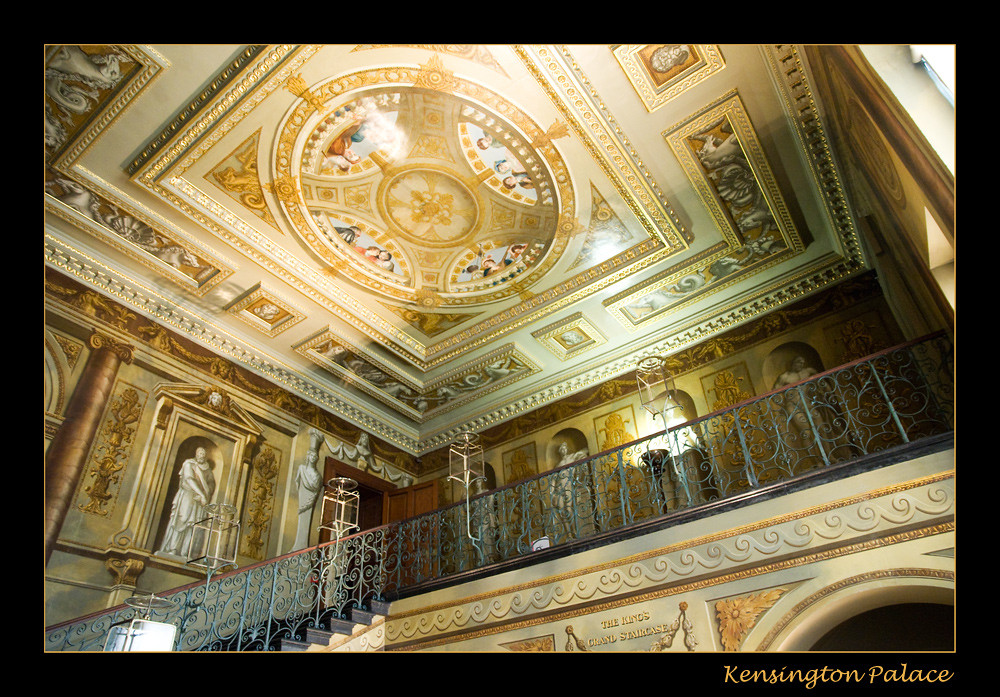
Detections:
45,330,134,564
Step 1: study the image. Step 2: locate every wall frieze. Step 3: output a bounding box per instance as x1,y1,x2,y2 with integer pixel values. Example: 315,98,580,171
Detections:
385,472,954,646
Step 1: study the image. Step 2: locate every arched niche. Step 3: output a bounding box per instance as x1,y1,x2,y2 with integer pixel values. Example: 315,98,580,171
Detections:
641,388,698,434
762,341,825,393
548,427,590,470
151,435,226,554
111,383,263,560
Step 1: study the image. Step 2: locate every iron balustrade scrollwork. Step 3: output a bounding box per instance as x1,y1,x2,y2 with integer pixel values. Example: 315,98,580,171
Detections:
45,333,953,651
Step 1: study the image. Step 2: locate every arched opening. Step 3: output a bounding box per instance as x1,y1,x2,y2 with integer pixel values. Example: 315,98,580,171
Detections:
810,602,953,651
765,576,954,651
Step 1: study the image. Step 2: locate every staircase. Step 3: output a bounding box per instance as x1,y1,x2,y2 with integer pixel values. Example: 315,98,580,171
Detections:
279,600,389,652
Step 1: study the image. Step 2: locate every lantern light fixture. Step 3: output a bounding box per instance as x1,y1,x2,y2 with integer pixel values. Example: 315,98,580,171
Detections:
448,431,486,553
188,502,240,582
318,477,360,539
103,593,178,652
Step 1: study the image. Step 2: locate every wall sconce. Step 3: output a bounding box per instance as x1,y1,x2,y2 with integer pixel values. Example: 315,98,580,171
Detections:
448,431,486,555
103,593,178,652
187,502,240,583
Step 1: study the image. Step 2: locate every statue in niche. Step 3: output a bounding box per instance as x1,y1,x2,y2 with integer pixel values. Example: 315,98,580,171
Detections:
158,446,216,557
772,355,828,447
293,429,324,550
773,355,819,390
556,441,589,468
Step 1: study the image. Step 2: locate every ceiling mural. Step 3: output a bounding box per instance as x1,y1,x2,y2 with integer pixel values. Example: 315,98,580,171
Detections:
612,44,727,113
297,330,538,421
44,44,867,453
605,90,805,328
275,77,571,310
44,170,232,296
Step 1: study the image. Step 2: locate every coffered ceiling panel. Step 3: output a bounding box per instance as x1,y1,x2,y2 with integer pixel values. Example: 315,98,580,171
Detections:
44,44,867,453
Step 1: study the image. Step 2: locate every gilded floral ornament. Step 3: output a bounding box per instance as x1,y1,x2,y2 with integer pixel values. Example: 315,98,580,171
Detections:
284,74,325,111
532,120,570,150
268,174,301,205
715,589,784,651
413,54,458,92
413,287,441,309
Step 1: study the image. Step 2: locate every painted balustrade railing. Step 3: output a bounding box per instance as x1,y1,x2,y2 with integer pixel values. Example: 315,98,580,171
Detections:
44,332,953,651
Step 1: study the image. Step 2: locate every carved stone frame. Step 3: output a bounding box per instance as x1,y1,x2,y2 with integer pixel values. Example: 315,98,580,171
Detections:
111,383,263,571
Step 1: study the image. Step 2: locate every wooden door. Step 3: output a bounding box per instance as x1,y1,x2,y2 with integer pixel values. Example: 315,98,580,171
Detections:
322,457,438,533
385,480,439,523
385,479,439,585
321,457,395,543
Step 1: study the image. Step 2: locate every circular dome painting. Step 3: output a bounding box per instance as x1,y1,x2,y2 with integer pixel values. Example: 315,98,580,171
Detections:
274,76,572,308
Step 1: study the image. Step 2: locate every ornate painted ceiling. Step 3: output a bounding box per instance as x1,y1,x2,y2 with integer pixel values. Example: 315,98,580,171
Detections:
44,44,867,454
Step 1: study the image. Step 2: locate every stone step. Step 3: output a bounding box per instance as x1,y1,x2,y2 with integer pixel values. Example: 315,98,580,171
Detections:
368,598,392,616
280,604,387,651
304,626,336,645
350,606,379,625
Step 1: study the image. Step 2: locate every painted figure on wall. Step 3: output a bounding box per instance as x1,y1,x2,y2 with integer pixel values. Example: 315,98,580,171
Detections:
158,446,216,557
324,431,413,487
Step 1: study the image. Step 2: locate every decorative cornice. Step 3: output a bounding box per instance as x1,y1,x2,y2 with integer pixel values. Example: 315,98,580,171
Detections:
46,228,886,462
125,45,272,176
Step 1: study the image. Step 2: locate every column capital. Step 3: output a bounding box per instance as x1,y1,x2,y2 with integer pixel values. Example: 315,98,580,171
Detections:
88,330,135,365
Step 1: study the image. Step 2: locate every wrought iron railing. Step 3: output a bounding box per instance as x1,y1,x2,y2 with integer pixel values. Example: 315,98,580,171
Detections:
44,332,953,651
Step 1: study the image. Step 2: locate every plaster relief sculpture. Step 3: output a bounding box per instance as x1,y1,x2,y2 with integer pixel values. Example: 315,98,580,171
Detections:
324,431,413,488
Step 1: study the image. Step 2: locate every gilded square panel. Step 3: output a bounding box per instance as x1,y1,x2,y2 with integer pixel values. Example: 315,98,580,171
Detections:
226,283,305,337
531,312,607,360
612,44,725,112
